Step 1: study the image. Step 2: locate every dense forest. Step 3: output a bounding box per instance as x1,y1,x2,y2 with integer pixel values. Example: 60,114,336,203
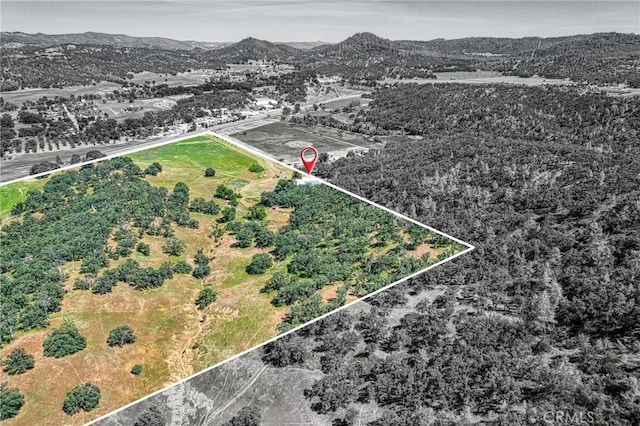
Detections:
309,83,640,154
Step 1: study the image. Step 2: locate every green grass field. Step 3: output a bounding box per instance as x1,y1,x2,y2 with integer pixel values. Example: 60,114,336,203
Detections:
0,135,266,218
128,135,265,184
129,135,275,208
0,178,47,217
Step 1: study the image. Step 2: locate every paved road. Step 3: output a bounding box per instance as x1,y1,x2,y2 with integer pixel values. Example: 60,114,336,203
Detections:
0,93,366,183
0,113,277,183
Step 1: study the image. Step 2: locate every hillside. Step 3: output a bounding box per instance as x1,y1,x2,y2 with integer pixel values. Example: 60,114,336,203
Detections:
314,32,398,57
396,32,640,56
279,41,329,50
0,31,227,50
4,31,637,58
396,36,545,55
212,37,301,62
1,31,638,91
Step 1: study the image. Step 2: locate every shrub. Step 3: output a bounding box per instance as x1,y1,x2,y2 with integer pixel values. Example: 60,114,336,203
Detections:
217,207,236,223
134,406,165,425
248,164,265,173
162,238,186,256
246,253,273,275
30,161,59,175
131,364,143,375
136,242,150,256
2,348,35,375
204,167,216,177
195,288,217,310
174,260,193,274
62,382,101,415
43,323,87,358
245,205,266,221
192,250,211,279
224,406,261,426
73,278,91,290
106,325,136,347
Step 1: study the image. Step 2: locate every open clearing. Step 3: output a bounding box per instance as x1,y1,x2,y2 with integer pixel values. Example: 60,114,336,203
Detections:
0,178,47,217
231,122,385,165
380,71,575,86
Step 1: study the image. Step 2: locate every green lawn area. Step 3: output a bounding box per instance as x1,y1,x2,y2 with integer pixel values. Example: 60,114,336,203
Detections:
128,135,265,178
0,178,47,217
0,135,269,219
128,135,273,205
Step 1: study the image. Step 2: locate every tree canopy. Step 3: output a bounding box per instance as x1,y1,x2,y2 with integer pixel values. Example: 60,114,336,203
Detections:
0,383,24,420
246,253,273,275
107,325,137,347
195,288,217,310
43,322,87,358
62,382,101,415
2,348,35,375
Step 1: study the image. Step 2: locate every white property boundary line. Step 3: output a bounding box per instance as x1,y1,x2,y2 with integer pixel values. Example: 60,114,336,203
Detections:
1,130,474,250
0,130,475,424
1,131,216,187
87,254,475,426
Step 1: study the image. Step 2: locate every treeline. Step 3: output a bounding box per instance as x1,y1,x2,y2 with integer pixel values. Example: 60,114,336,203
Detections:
148,70,316,105
502,56,640,88
309,83,640,153
497,33,640,87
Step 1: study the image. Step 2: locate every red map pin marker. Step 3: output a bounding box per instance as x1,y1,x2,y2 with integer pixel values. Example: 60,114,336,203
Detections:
300,146,318,175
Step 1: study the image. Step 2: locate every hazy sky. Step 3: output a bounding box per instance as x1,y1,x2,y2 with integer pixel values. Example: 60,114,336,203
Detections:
1,1,638,42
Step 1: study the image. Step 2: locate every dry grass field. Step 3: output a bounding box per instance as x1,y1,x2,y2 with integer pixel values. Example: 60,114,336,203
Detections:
0,136,293,425
0,135,464,425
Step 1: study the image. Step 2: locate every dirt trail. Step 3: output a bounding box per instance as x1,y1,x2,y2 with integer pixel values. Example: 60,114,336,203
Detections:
62,104,80,132
203,364,268,424
178,280,208,378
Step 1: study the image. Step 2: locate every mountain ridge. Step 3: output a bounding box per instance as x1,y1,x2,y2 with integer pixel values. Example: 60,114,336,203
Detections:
2,31,638,59
0,31,229,50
